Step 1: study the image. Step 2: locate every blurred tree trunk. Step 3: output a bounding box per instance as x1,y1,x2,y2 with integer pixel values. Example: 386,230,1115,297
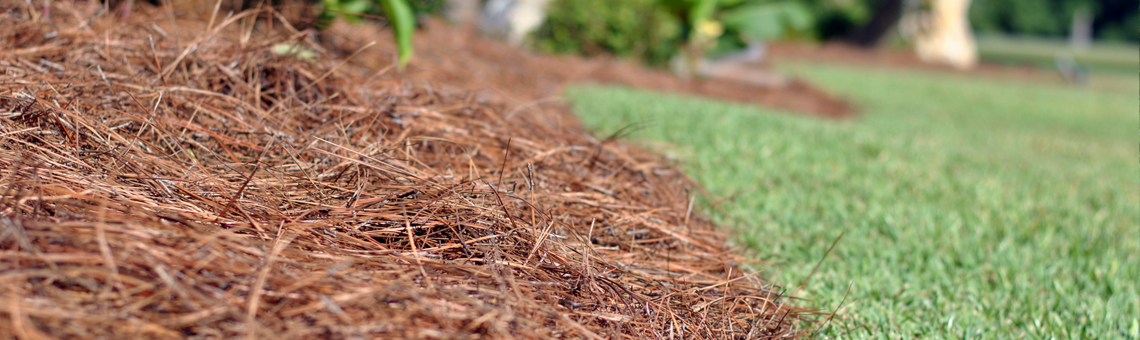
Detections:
913,0,976,69
846,0,905,48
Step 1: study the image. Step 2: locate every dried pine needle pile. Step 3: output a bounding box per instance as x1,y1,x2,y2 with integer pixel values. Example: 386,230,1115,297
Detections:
0,2,804,339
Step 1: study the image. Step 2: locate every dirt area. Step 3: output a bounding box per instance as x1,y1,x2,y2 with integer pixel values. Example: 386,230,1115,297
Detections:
321,19,856,119
0,3,807,339
768,41,1051,82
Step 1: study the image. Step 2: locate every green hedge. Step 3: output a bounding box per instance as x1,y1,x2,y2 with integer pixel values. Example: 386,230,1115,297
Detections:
531,0,683,66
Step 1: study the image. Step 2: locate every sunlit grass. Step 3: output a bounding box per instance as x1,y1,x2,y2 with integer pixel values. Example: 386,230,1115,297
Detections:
975,34,1139,74
565,64,1139,339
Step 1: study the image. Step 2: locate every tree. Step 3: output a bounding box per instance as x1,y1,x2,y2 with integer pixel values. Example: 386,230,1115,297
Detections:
846,0,905,47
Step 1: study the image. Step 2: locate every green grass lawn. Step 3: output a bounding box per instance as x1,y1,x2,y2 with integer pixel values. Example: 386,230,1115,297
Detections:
973,35,1140,97
564,64,1139,339
975,35,1139,74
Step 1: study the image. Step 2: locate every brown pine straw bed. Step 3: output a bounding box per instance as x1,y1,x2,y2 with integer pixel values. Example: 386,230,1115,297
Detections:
0,2,811,338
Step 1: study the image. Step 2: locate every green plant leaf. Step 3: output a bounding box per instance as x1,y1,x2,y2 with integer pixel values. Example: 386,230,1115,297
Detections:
272,43,317,60
378,0,415,69
689,0,719,27
342,0,371,15
322,0,372,24
720,1,812,40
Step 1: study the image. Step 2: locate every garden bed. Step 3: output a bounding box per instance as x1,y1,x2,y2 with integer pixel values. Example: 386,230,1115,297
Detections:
0,2,808,339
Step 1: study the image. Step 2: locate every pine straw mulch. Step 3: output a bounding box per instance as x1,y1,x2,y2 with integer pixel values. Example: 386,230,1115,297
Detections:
0,2,809,339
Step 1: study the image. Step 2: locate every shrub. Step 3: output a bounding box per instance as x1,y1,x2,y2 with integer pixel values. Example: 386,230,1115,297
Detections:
532,0,683,67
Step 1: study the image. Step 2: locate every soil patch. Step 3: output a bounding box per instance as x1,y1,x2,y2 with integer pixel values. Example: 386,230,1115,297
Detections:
0,3,806,339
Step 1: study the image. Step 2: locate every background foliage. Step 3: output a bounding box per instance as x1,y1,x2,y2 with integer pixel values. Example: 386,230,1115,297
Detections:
317,0,444,68
534,0,815,65
801,0,1139,43
318,0,444,27
971,0,1139,42
532,0,684,66
532,0,1137,66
